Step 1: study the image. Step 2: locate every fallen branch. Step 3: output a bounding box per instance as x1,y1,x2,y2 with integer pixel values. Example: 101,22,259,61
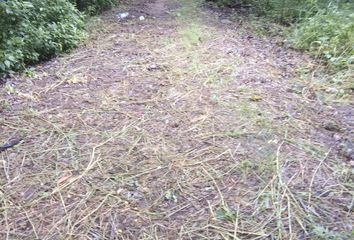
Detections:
0,138,22,153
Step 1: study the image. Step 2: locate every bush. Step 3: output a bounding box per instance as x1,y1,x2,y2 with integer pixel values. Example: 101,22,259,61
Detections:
0,0,86,76
70,0,117,15
208,0,354,70
209,0,349,23
290,9,354,69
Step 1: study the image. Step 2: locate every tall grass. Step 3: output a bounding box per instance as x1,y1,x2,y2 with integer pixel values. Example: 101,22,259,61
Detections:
291,8,354,70
210,0,354,70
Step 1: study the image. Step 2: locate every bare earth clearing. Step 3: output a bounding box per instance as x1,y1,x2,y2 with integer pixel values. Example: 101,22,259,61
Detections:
0,0,353,239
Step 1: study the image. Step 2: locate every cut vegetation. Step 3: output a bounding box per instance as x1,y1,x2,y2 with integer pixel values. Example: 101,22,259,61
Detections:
0,0,353,239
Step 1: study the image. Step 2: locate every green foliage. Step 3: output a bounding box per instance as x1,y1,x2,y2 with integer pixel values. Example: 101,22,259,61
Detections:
208,0,354,70
311,225,354,240
216,205,237,222
211,0,351,23
70,0,117,15
0,0,118,77
290,9,354,69
0,0,86,76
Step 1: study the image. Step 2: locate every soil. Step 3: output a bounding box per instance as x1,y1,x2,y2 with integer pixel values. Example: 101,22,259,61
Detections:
0,0,353,239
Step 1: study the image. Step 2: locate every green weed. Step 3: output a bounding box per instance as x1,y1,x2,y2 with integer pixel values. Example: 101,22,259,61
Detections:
0,0,86,76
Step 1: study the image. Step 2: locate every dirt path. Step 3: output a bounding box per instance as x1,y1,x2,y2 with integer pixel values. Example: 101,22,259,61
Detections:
1,0,353,239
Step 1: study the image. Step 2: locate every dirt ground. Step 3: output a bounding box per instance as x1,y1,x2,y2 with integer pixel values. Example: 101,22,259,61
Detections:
0,0,353,239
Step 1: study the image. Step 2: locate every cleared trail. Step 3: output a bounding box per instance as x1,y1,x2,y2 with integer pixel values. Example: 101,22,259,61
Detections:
0,0,353,239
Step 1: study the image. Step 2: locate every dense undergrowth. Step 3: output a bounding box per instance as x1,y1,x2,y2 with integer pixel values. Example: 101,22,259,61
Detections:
0,0,117,77
210,0,354,72
1,0,353,79
69,0,117,15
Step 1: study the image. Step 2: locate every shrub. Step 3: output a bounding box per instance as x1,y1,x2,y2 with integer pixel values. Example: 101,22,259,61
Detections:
70,0,117,15
0,0,86,76
290,9,354,69
207,0,354,70
209,0,347,23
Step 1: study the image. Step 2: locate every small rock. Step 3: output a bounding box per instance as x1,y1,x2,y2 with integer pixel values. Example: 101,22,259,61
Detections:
287,84,305,94
117,12,129,19
170,122,179,128
220,19,233,24
333,133,342,141
323,121,342,132
326,87,338,94
0,138,22,153
350,161,354,167
339,139,354,160
139,16,145,21
147,64,161,71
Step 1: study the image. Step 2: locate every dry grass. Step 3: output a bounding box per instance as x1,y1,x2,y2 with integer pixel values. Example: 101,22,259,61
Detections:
0,0,353,239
